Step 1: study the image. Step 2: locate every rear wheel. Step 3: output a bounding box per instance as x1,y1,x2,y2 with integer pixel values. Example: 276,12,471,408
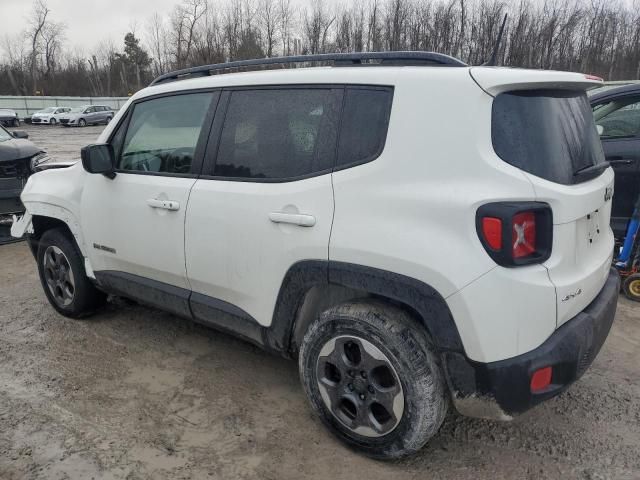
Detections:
299,300,448,459
37,228,106,318
12,118,19,127
623,273,640,302
105,116,112,124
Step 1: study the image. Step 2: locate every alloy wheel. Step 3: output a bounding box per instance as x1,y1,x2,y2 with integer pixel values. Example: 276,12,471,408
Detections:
316,335,404,438
43,246,75,307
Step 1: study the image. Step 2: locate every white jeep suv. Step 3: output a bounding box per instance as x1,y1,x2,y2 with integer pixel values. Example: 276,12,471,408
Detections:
11,52,620,459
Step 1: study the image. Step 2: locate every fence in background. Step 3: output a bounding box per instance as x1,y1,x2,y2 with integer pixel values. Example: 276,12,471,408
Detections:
0,96,130,119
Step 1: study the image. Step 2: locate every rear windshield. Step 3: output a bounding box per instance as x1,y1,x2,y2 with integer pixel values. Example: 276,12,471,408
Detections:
492,90,605,185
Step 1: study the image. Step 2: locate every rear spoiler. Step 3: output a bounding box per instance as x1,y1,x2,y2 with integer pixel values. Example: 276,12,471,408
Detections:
470,67,603,97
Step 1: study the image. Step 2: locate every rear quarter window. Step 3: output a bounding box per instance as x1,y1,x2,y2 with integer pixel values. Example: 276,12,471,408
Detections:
337,87,393,168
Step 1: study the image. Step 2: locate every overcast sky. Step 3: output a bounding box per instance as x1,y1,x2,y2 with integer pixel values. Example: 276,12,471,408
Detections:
1,0,182,54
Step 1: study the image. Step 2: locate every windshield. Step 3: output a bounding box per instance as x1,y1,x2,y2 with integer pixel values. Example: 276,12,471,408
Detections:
0,126,12,142
492,89,605,185
39,107,56,113
70,107,85,113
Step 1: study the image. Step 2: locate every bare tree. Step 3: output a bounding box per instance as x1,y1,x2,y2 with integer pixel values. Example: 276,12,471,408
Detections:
260,0,280,57
303,0,335,54
27,0,50,93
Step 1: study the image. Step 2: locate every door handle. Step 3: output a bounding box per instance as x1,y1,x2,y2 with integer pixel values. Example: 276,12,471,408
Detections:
147,198,180,211
269,212,316,227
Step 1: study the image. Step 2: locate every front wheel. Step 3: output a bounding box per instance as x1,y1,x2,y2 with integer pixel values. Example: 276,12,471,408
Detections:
299,300,448,459
50,118,57,125
36,228,106,318
12,118,19,127
78,118,86,127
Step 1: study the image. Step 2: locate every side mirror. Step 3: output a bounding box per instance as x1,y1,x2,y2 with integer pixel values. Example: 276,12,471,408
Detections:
12,130,28,139
596,124,604,136
81,143,116,179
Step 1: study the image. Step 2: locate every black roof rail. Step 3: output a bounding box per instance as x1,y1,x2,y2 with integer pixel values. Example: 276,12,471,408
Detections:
150,51,467,86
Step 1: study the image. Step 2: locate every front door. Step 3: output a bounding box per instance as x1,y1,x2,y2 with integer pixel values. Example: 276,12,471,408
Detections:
185,87,341,327
81,91,218,298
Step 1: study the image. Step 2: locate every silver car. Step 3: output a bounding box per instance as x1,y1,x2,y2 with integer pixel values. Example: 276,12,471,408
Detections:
31,107,72,125
58,105,115,127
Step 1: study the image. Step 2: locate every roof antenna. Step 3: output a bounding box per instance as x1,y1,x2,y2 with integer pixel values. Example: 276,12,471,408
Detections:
482,13,508,66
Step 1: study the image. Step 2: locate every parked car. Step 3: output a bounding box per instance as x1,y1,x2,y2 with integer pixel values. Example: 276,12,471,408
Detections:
0,109,20,127
12,53,619,459
0,124,50,220
59,105,114,127
31,107,72,125
590,84,640,240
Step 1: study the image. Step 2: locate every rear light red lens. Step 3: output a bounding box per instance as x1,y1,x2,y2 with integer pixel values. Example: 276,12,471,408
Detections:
512,211,536,258
481,217,502,250
530,366,553,392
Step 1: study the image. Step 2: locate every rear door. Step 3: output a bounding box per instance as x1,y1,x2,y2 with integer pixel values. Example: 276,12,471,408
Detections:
593,95,640,238
185,86,341,327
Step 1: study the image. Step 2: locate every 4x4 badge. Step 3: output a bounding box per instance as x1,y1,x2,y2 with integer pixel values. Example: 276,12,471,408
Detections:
604,186,613,202
561,288,582,302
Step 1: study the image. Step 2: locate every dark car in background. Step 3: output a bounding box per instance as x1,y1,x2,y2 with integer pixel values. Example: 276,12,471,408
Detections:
591,84,640,239
0,109,20,127
0,125,48,222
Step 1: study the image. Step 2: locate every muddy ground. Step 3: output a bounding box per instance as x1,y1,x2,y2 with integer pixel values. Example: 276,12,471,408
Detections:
0,124,639,479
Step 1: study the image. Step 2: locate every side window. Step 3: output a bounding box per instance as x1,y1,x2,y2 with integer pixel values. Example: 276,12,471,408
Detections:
117,92,214,174
214,89,339,179
85,107,94,113
337,87,393,168
594,97,640,139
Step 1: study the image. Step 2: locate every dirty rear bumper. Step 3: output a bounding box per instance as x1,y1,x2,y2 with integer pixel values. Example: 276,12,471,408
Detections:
444,268,620,420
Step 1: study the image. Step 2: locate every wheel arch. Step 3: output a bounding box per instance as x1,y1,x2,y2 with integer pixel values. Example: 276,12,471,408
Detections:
268,261,465,357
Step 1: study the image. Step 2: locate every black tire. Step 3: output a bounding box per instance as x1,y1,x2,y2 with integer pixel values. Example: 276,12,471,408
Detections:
105,116,112,125
78,118,86,127
12,118,19,127
36,228,106,318
299,299,448,459
50,118,57,126
623,273,640,302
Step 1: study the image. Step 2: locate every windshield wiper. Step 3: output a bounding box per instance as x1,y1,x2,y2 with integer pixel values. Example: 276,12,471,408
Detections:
573,161,610,178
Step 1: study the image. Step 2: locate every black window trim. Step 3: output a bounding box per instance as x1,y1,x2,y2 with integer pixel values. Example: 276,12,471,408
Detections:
199,83,394,183
106,88,222,179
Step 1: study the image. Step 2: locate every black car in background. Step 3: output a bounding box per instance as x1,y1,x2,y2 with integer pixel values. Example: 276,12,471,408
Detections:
0,125,47,221
591,84,640,239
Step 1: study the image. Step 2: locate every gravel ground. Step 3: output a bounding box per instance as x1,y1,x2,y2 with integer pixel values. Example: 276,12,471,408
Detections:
0,124,639,479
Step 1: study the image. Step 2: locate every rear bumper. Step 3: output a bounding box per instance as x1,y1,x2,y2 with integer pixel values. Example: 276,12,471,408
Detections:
444,268,620,419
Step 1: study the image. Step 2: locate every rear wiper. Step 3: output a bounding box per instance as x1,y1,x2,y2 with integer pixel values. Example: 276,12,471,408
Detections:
573,161,610,178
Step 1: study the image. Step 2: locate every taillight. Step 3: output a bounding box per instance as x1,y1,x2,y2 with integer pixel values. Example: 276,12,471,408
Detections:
476,202,552,267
